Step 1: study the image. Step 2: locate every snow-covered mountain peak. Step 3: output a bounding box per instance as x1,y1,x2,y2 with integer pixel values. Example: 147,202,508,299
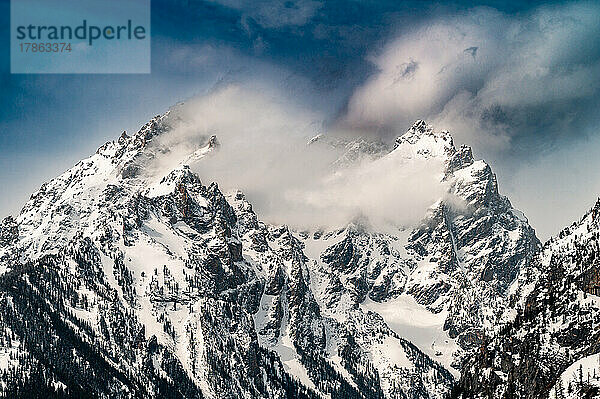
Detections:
393,120,455,161
96,113,170,160
397,120,451,143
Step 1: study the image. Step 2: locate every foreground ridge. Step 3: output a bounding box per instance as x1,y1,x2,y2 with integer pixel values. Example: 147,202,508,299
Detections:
455,198,600,399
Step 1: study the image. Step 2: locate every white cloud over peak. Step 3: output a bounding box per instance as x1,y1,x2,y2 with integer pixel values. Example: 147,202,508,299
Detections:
149,84,448,230
344,2,600,151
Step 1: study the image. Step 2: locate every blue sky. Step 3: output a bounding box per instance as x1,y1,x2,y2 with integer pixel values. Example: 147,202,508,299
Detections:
1,0,600,239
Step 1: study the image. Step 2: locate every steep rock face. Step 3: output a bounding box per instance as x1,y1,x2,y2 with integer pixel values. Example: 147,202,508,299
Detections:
229,192,452,399
0,113,540,399
455,199,600,399
399,122,539,346
298,121,539,372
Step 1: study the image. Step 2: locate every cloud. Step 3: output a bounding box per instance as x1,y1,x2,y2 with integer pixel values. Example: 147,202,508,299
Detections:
284,148,448,228
208,0,323,28
147,84,447,230
343,2,600,152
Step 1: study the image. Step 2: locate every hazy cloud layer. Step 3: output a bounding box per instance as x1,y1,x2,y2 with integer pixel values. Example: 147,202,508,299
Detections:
151,85,447,230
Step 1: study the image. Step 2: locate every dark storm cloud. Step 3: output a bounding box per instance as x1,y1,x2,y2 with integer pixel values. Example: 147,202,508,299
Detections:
152,0,557,97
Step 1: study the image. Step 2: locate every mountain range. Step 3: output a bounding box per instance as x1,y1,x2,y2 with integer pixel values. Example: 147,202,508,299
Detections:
0,108,598,399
